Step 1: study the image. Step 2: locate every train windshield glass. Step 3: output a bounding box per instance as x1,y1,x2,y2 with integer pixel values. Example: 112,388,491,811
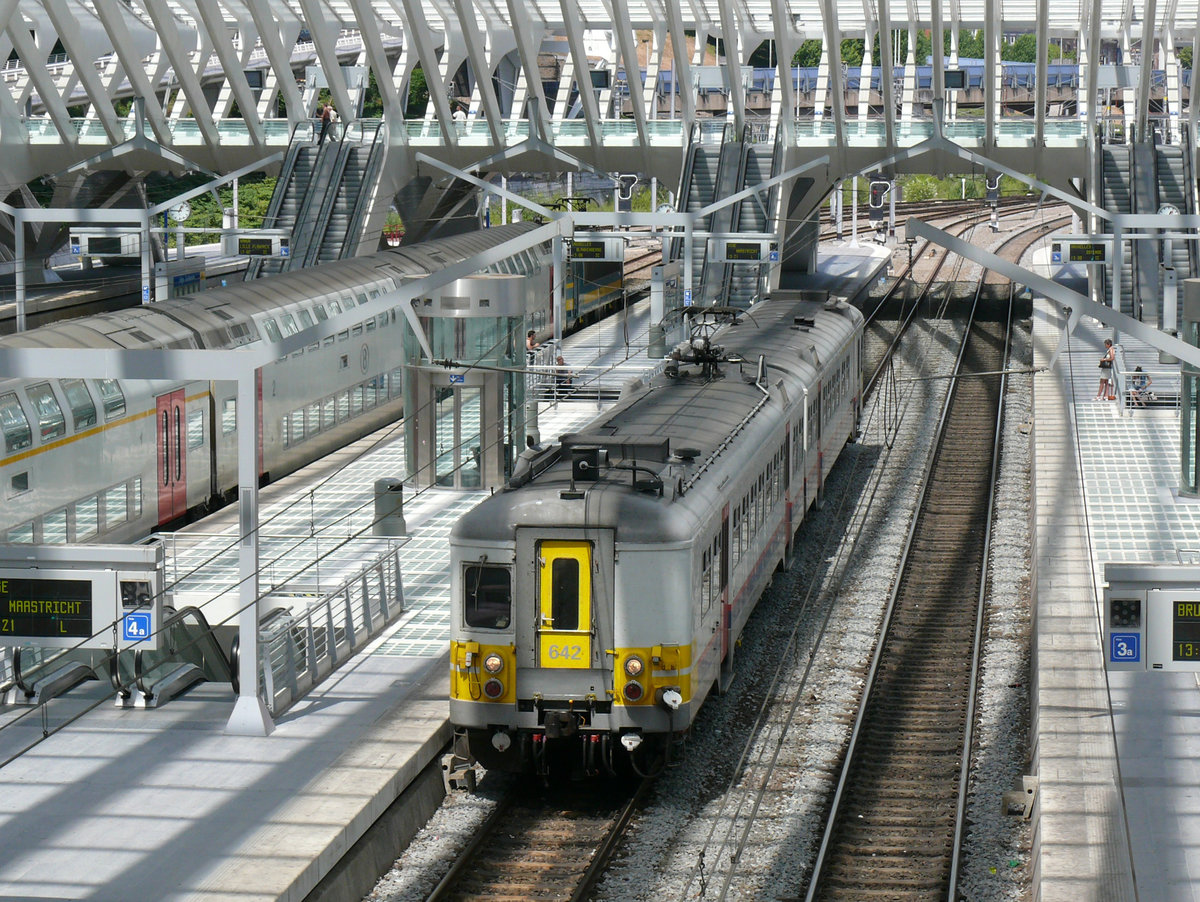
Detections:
464,565,511,630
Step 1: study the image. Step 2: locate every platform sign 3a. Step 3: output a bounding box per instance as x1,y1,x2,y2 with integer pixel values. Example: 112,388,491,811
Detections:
1110,632,1140,663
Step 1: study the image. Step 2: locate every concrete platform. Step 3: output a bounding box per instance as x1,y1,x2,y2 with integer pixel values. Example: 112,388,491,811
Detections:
1032,300,1200,901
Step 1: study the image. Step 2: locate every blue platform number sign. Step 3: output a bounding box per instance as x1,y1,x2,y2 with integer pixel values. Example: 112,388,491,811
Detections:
769,250,780,262
70,244,81,255
142,286,150,302
683,289,693,306
123,611,152,642
449,373,465,384
1110,632,1140,663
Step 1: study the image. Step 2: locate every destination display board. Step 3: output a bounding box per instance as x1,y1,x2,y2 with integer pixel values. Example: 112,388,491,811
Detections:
1174,601,1200,661
725,241,764,262
0,577,92,639
238,236,278,256
572,239,607,260
1068,243,1107,263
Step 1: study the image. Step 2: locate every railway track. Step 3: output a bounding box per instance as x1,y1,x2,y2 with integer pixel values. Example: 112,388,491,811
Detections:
425,779,648,902
804,284,1014,899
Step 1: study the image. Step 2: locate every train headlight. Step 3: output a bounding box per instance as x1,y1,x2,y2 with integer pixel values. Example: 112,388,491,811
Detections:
623,655,645,678
483,678,504,699
622,680,644,702
483,653,504,674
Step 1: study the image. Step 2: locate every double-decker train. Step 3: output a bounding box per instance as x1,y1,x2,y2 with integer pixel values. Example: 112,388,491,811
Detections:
448,292,864,776
0,224,551,546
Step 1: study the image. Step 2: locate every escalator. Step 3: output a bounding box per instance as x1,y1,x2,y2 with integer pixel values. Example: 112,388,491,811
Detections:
672,121,732,305
308,120,388,265
245,122,324,280
724,130,781,309
3,606,231,708
1155,140,1193,329
1098,143,1133,314
110,606,233,707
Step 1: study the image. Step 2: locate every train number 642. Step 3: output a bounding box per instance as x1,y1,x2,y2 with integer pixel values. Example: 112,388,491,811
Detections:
547,643,582,661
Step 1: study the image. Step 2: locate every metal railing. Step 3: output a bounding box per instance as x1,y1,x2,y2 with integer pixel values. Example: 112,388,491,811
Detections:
259,541,405,717
1113,362,1181,414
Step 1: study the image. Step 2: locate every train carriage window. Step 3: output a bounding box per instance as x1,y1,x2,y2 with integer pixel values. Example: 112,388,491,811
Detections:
337,390,351,421
551,559,580,630
0,392,32,453
93,380,126,421
337,330,349,342
328,299,343,315
366,317,376,332
390,368,404,398
351,385,364,415
364,377,379,409
463,564,511,630
280,313,299,336
26,383,65,442
701,548,712,613
187,410,204,450
7,521,33,543
305,403,320,435
43,508,67,544
351,324,363,337
314,304,329,322
9,472,28,495
356,292,368,307
290,409,305,443
130,477,142,519
222,398,236,434
75,495,98,541
104,484,128,527
322,396,336,430
298,309,314,329
261,318,283,343
60,379,97,430
280,417,290,448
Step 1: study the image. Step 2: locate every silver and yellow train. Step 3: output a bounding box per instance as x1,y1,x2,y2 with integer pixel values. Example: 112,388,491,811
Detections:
449,292,864,776
0,225,549,545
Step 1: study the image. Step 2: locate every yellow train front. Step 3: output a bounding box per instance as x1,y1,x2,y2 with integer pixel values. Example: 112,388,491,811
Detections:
449,294,863,777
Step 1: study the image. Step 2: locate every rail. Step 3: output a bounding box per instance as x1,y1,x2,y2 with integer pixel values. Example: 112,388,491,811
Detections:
258,541,405,717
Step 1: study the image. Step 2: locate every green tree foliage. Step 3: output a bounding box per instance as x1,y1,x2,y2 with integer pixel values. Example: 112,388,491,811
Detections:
361,69,384,118
792,40,823,67
900,174,940,202
407,67,429,117
1003,33,1038,62
841,38,866,67
1181,47,1193,69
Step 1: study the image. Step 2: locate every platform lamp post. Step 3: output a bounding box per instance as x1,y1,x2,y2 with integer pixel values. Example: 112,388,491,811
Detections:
1181,279,1200,497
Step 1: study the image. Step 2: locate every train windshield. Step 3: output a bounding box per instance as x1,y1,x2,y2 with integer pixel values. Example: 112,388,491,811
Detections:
464,564,511,630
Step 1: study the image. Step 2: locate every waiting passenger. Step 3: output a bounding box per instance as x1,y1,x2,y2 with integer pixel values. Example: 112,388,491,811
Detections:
554,355,574,397
1130,366,1153,407
1096,339,1115,400
525,330,541,364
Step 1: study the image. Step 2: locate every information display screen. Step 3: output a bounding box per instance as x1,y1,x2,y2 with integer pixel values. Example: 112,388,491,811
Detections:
88,236,123,256
237,237,277,256
0,578,92,639
725,241,763,262
572,240,607,260
1068,243,1107,263
1173,601,1200,660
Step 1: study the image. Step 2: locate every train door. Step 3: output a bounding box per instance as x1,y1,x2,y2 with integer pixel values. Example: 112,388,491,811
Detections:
536,540,593,668
156,389,187,524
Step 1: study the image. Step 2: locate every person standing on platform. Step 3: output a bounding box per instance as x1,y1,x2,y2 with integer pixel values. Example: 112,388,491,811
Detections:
1096,338,1116,400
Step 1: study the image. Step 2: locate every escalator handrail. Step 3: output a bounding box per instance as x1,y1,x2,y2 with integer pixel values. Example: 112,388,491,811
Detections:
133,605,232,698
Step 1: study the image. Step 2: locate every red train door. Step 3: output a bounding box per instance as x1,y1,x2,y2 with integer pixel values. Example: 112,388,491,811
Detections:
156,390,187,524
